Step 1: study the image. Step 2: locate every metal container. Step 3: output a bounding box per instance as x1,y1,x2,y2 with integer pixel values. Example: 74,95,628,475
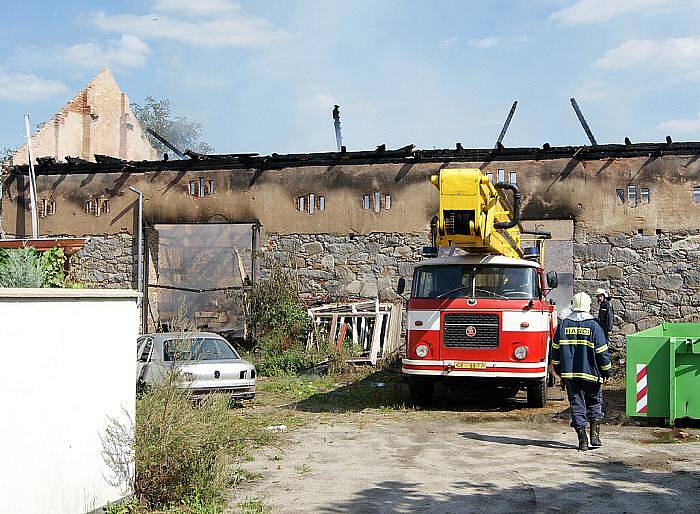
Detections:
626,323,700,425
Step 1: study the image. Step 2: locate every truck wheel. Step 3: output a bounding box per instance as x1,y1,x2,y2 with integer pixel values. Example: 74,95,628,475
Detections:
526,377,547,408
408,377,435,407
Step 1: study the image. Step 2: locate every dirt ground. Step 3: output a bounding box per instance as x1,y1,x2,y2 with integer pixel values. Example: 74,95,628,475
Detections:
230,372,700,513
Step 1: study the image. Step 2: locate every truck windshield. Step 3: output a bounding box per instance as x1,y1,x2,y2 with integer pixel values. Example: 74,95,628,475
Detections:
413,265,539,299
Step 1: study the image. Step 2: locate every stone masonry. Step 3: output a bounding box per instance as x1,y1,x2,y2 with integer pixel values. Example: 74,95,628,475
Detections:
574,229,700,353
68,234,136,288
261,232,431,302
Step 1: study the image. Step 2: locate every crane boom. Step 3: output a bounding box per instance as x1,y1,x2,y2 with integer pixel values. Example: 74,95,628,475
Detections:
431,168,523,259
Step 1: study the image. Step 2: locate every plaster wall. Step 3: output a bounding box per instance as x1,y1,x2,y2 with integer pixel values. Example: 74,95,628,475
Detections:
0,289,140,514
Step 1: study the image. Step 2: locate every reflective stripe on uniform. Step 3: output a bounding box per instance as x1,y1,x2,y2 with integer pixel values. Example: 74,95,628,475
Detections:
595,344,609,354
557,339,595,348
560,372,602,382
600,363,612,371
551,360,560,365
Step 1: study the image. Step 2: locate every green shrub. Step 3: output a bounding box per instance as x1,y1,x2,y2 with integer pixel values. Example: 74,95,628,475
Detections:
0,247,45,287
40,247,66,287
246,266,309,350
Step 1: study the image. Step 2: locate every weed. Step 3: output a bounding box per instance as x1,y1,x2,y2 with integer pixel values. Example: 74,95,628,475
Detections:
237,498,271,514
294,464,312,474
267,454,283,461
230,467,263,486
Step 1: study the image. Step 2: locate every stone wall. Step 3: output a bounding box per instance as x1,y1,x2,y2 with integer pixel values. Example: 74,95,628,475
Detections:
68,234,136,288
261,232,431,302
573,229,700,352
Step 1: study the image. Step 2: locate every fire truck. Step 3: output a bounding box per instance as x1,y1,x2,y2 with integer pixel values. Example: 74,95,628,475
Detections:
398,168,558,407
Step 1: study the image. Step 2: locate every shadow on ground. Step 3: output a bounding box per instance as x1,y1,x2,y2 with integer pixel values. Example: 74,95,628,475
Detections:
316,460,700,513
292,368,564,416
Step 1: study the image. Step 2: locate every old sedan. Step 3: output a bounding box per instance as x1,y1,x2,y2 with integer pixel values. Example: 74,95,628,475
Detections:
136,332,256,401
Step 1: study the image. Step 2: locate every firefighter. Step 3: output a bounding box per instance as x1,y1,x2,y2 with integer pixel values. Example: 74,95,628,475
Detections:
552,292,613,451
595,288,614,341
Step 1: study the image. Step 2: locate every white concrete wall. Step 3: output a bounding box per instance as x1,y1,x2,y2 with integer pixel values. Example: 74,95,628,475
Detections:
0,289,140,514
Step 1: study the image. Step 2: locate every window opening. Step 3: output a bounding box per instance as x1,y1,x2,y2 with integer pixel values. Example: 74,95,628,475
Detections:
198,177,205,198
640,187,650,204
188,180,197,196
694,186,700,204
297,196,305,212
616,189,625,203
373,192,381,213
628,185,637,207
362,194,371,210
486,172,493,183
208,180,215,195
509,172,517,185
497,169,505,183
384,194,392,210
308,193,315,215
318,195,325,211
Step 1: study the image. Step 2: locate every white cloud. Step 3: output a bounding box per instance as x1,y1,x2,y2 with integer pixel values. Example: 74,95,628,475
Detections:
153,0,241,16
550,0,678,26
597,36,700,70
90,8,291,48
0,68,69,102
298,90,338,115
469,37,501,49
659,112,700,132
439,36,459,49
574,79,607,101
61,35,151,69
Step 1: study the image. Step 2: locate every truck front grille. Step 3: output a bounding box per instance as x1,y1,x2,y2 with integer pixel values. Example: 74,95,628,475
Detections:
443,313,500,348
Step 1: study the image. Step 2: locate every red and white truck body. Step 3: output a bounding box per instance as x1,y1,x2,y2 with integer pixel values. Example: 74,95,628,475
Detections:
402,254,556,403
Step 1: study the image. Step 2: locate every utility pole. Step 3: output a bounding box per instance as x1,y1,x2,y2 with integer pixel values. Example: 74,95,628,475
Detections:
570,98,598,146
332,105,343,151
23,115,39,238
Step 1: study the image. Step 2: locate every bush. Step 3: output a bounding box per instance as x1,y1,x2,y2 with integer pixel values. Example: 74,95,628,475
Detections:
0,246,67,288
246,266,309,350
0,247,45,287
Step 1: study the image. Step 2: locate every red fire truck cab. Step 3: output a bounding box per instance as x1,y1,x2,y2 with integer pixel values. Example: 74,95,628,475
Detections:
401,253,558,407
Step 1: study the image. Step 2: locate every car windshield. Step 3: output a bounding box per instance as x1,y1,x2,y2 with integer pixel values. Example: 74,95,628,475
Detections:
413,265,539,299
163,337,240,362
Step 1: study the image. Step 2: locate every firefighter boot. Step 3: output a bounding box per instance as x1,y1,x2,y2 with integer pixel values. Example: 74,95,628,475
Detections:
576,427,589,451
589,421,602,448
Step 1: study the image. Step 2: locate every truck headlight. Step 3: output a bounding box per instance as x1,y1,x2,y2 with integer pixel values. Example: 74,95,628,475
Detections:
415,344,429,358
514,346,527,360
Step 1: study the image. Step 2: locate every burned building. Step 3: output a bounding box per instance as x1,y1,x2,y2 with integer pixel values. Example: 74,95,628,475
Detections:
2,142,700,350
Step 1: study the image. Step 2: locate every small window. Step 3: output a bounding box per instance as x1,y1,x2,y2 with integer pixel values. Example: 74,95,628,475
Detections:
640,187,650,204
374,192,381,213
208,180,215,195
188,180,197,196
384,194,391,210
297,196,305,212
628,185,637,207
694,186,700,204
308,193,315,215
509,172,517,185
102,199,110,214
198,177,205,198
616,188,625,203
318,195,325,211
497,169,505,183
362,194,371,210
486,172,493,183
47,199,56,216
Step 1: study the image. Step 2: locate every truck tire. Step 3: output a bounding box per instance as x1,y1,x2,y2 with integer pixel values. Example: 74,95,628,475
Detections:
408,377,435,407
526,376,547,408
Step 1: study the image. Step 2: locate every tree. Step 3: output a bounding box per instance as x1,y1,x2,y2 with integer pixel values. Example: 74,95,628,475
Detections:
131,96,214,157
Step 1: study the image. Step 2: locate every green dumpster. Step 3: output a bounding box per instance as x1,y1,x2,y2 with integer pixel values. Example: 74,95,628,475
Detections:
626,322,700,425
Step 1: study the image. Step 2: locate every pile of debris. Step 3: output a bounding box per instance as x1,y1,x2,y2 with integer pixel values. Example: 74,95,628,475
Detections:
306,300,403,364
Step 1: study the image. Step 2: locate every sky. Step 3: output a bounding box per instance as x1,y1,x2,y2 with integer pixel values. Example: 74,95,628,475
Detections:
3,0,700,155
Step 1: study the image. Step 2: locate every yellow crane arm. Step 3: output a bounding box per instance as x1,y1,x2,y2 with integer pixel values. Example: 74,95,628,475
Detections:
430,168,523,259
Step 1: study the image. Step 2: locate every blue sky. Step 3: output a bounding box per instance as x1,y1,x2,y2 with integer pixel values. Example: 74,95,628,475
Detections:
2,0,700,155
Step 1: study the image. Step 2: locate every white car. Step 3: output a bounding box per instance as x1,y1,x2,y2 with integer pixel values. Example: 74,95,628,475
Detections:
136,332,256,401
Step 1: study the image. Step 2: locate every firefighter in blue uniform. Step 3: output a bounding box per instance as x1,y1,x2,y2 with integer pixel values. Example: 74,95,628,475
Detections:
552,292,613,451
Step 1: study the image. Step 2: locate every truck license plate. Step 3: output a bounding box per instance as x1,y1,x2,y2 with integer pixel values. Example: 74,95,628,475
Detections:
454,361,487,369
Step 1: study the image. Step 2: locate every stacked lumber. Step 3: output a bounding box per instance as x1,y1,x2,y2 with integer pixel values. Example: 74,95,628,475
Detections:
306,300,403,365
